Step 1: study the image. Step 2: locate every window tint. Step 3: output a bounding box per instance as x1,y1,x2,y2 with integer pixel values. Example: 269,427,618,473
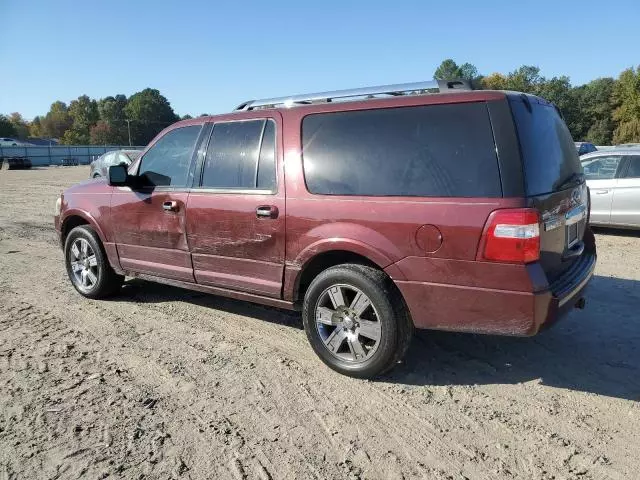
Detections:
581,156,622,180
624,156,640,178
201,119,276,190
302,103,501,197
138,126,201,187
510,98,582,195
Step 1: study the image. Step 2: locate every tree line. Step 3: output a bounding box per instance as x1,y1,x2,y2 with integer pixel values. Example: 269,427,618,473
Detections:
0,88,196,146
434,59,640,145
1,61,640,146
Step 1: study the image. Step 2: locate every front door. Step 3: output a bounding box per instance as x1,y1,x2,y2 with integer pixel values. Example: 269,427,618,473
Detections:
111,124,204,282
186,117,285,298
611,154,640,227
582,154,624,225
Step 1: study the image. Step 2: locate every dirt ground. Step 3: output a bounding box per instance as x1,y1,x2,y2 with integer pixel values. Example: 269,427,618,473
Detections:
0,167,638,480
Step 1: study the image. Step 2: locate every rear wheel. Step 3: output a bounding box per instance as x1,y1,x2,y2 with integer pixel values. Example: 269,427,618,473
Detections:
302,264,413,378
64,225,123,298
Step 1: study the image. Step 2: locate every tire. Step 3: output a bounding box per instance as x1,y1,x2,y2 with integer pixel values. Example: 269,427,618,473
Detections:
64,225,123,299
302,264,413,378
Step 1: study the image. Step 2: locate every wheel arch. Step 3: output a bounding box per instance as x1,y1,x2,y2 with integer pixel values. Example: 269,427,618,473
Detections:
290,246,406,305
61,211,106,247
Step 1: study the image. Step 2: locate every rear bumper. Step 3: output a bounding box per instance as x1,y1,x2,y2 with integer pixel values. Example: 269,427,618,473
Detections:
394,251,596,337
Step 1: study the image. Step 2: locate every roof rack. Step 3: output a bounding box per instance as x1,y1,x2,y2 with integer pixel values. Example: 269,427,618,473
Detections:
234,79,472,111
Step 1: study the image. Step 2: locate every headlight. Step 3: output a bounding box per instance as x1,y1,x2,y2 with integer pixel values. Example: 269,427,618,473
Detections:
55,196,62,216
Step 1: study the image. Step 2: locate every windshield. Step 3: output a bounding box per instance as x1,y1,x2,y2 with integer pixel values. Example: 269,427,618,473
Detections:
510,97,583,196
123,151,142,161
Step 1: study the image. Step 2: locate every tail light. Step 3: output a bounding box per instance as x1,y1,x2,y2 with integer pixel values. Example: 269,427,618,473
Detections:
478,209,540,263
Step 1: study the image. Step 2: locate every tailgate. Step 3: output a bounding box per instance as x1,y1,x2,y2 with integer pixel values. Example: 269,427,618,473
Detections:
528,184,588,281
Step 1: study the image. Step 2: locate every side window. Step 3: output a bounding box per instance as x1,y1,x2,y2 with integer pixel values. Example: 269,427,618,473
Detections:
581,156,622,180
624,156,640,178
257,120,276,190
138,125,202,187
201,119,276,190
302,103,501,197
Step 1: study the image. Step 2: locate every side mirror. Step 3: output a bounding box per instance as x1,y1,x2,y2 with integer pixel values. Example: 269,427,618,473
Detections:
108,165,129,186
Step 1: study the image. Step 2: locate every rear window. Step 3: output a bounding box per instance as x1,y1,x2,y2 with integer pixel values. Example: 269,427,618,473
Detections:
510,97,582,196
302,103,502,197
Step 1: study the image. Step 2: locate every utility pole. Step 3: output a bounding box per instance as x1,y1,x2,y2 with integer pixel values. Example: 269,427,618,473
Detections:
125,120,132,146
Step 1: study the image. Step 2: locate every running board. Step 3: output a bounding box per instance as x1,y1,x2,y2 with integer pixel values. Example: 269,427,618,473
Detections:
124,271,300,311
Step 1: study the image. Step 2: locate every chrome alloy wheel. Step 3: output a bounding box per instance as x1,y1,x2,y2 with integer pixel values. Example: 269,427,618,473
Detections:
314,284,382,363
69,238,99,292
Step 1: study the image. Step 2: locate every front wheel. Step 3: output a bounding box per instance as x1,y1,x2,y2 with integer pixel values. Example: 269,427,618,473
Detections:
64,225,123,298
302,264,413,378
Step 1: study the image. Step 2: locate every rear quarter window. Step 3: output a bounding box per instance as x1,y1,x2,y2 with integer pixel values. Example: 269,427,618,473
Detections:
302,102,502,197
510,97,582,195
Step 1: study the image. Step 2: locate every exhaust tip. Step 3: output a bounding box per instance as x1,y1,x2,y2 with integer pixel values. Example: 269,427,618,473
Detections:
575,297,586,310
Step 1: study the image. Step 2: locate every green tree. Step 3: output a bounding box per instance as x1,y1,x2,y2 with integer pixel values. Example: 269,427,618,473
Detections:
536,75,582,138
8,113,30,138
124,88,179,145
576,78,616,144
60,129,87,145
62,95,99,144
0,114,18,137
458,62,479,81
612,66,640,144
434,59,462,80
29,116,43,137
41,101,73,139
181,114,193,120
434,59,482,88
97,94,129,144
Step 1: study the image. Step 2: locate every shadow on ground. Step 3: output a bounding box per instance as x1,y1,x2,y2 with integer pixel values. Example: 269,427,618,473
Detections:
115,274,640,401
592,226,640,238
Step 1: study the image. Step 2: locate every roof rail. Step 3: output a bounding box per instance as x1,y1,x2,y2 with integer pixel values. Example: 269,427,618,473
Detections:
234,79,472,111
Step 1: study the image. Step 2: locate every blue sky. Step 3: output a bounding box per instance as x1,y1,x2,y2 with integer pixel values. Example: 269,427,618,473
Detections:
1,0,639,119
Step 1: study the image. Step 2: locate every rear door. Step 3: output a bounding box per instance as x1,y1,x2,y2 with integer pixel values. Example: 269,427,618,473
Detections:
582,154,624,225
186,116,285,297
610,155,640,226
111,124,203,281
509,96,589,282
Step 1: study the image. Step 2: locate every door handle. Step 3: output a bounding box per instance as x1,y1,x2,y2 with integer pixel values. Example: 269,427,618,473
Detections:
163,200,179,212
256,205,278,219
594,190,610,195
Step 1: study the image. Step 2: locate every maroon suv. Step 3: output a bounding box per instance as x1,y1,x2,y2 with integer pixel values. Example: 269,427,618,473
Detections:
54,80,596,378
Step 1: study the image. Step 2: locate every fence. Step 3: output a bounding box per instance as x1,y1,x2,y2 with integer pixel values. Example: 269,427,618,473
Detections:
0,145,145,166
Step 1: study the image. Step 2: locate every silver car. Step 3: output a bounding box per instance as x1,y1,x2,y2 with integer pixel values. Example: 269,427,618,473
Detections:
581,148,640,228
89,149,141,178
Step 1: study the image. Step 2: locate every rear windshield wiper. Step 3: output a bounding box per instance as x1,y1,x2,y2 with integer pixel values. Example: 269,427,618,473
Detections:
556,172,585,191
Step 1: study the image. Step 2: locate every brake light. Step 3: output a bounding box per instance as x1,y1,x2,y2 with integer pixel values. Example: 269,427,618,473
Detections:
479,209,540,263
